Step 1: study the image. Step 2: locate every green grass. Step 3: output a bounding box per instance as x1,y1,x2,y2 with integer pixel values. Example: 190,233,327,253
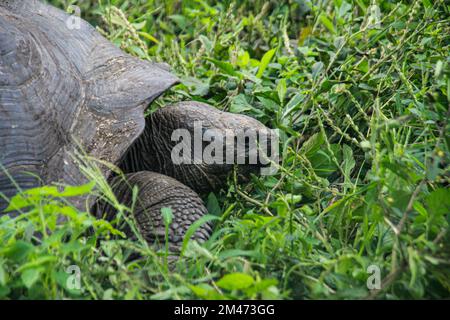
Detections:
1,0,449,299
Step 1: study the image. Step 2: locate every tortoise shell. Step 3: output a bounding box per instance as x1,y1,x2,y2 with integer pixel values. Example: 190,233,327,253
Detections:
0,0,179,211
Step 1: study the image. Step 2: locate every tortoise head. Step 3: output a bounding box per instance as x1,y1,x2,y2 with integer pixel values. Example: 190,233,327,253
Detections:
121,101,278,193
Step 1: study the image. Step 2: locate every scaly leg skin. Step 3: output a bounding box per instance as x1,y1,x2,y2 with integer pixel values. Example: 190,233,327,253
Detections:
101,171,212,251
121,101,273,193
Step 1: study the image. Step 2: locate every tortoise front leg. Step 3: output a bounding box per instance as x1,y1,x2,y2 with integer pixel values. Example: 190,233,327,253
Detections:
100,171,212,250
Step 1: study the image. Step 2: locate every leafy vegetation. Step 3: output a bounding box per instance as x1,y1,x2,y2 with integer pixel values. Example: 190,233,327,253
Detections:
1,0,449,299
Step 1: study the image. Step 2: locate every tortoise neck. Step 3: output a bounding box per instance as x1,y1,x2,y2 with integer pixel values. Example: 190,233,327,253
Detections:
118,116,164,174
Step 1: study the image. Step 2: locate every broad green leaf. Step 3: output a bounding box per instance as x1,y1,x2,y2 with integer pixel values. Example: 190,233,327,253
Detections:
300,132,325,157
422,0,432,8
237,51,250,67
199,35,213,52
408,247,419,287
5,194,32,212
319,14,336,34
168,14,187,29
4,241,34,262
216,273,254,290
426,188,450,218
131,21,146,30
357,57,369,73
206,58,241,77
277,78,287,104
206,193,221,216
182,76,210,96
282,93,304,120
5,182,95,212
256,48,276,78
189,284,224,299
59,181,96,197
21,268,42,289
342,144,355,181
230,94,254,113
16,256,58,272
312,61,324,79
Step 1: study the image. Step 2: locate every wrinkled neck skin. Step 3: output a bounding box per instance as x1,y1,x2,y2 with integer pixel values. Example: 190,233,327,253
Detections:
119,115,229,194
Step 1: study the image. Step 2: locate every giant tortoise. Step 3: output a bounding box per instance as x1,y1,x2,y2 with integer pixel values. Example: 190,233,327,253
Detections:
0,0,273,248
